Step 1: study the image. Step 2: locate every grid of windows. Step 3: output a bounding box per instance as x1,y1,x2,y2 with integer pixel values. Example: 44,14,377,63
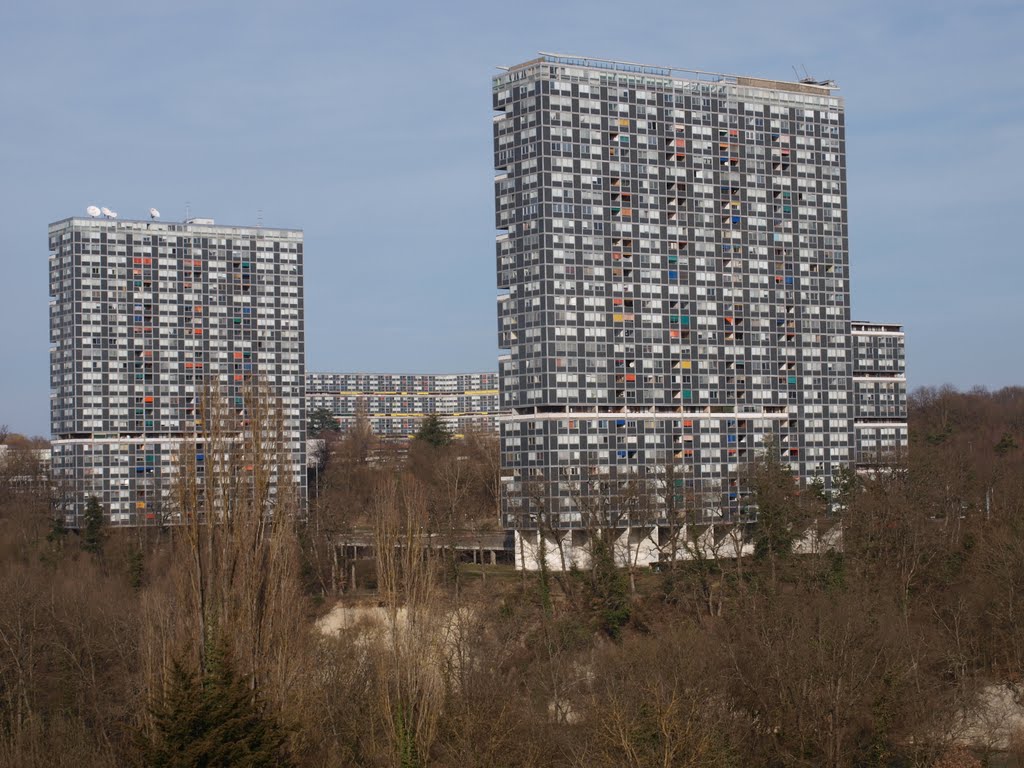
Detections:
306,372,501,438
852,321,908,466
49,217,306,525
494,55,858,527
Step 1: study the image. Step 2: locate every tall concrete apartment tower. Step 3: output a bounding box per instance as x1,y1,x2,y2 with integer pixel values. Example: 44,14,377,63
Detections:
493,55,854,562
48,215,306,525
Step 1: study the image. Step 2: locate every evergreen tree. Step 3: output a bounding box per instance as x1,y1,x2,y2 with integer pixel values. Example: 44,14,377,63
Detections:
414,414,452,448
749,438,804,584
995,432,1018,456
46,513,68,545
146,638,292,767
81,495,105,555
586,534,631,639
128,548,145,590
832,464,859,511
307,406,340,436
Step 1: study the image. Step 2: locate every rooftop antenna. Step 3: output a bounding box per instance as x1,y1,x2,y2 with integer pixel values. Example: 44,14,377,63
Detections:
799,64,818,85
257,208,263,227
791,65,801,81
793,64,837,88
185,201,191,221
86,205,101,217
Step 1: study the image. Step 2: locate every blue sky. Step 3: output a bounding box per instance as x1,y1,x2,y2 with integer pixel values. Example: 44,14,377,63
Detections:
1,0,1021,436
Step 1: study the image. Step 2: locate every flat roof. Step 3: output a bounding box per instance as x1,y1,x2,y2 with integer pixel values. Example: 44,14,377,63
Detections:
308,371,497,377
48,217,302,236
852,320,904,327
499,52,838,95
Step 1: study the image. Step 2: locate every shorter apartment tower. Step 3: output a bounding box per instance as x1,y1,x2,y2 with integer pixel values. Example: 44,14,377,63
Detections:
49,214,306,525
306,372,502,438
852,321,908,467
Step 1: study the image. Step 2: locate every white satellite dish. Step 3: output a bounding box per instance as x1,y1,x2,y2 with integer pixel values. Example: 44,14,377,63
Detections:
86,205,101,217
100,207,113,217
149,207,160,220
107,211,118,219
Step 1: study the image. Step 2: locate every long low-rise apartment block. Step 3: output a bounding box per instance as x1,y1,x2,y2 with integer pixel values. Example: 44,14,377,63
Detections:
306,372,502,438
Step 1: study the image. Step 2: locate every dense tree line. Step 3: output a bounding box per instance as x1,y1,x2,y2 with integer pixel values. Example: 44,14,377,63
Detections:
1,386,1023,766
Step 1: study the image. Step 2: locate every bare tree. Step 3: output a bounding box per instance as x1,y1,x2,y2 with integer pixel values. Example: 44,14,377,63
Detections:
158,380,307,722
372,474,444,766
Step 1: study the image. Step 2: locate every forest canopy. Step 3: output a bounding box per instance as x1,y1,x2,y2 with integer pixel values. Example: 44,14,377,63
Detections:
1,385,1023,767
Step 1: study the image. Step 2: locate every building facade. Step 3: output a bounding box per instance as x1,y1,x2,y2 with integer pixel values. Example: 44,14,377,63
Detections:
493,54,859,545
306,372,501,438
852,321,908,466
49,215,306,525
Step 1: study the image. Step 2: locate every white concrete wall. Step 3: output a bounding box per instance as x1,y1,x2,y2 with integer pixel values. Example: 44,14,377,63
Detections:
514,526,662,571
513,522,839,571
514,529,587,571
792,523,843,555
614,526,660,569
